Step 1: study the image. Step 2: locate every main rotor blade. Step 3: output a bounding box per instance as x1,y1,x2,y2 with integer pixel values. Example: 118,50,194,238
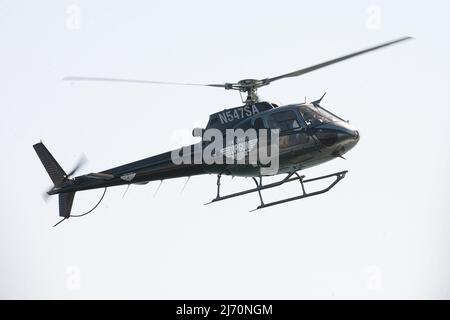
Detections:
266,36,413,83
63,76,226,88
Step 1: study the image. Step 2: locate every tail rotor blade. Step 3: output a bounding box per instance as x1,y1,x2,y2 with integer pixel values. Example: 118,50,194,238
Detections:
40,153,87,203
42,189,51,202
66,153,88,178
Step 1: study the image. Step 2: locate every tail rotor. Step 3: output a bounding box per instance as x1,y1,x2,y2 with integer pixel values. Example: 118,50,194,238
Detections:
41,153,87,202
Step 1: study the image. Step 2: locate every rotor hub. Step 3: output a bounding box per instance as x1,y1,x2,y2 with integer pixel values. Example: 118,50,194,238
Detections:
232,79,270,104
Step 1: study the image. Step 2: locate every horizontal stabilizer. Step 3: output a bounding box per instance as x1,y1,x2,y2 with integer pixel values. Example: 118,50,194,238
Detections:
86,172,115,180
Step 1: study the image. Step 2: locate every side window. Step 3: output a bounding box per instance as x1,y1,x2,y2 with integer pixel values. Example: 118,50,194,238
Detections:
267,110,300,131
253,117,265,130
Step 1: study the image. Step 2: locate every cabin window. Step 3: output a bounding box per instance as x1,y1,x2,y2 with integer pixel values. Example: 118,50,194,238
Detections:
267,110,300,131
253,117,266,130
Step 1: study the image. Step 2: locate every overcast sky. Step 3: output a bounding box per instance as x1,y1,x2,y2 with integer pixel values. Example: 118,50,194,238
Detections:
1,0,449,299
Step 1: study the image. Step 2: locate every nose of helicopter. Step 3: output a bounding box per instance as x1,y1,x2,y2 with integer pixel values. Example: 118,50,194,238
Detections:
343,126,360,142
353,130,360,141
335,122,360,152
314,121,359,154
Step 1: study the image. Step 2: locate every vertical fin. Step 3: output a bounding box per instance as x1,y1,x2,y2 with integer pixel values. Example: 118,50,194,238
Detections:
59,192,75,218
33,142,67,185
33,142,76,219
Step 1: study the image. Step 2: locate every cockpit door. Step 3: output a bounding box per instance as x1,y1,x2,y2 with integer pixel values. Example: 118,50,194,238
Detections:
266,110,315,150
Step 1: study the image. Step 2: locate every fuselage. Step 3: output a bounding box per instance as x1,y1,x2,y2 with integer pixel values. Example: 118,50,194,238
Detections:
50,102,359,195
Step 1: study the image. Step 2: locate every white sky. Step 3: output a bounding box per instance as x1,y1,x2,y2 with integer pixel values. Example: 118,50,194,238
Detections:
1,0,449,299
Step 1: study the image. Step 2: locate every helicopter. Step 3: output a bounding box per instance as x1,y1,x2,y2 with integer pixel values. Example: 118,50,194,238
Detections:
34,36,412,225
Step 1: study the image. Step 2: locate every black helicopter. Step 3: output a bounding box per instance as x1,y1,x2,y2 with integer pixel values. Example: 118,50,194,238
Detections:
34,37,411,224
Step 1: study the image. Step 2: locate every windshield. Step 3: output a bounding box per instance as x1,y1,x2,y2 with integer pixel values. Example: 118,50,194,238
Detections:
298,104,339,126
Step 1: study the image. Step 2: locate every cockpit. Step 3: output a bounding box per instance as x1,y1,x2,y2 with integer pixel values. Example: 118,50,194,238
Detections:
298,104,342,126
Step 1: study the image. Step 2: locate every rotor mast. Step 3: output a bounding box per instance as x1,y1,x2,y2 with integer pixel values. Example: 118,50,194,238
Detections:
224,78,270,105
243,86,259,104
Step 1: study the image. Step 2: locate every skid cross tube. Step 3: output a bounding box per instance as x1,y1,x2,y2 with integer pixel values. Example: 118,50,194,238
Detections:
205,170,348,210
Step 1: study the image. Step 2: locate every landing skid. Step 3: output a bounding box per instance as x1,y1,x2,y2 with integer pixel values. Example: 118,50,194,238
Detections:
205,170,348,211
